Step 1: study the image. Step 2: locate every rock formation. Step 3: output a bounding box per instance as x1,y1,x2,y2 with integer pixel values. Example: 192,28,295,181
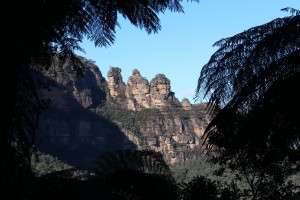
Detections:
181,98,192,111
149,73,180,109
108,67,181,111
107,67,126,98
94,67,209,163
36,58,210,168
43,56,106,108
124,113,208,164
125,69,151,110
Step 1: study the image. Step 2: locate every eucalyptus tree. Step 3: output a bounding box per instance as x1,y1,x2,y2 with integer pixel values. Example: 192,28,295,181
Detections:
195,8,300,199
2,0,198,197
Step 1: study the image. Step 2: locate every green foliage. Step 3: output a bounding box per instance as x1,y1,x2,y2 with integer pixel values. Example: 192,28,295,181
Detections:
94,103,166,138
92,149,173,177
31,151,79,177
28,149,300,199
94,103,139,133
164,103,209,120
170,156,224,184
169,149,248,189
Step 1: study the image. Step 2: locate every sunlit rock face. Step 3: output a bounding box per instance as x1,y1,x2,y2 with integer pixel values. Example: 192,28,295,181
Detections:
102,68,210,163
181,98,192,111
122,113,209,164
107,67,126,98
149,74,179,109
123,70,180,110
126,69,151,110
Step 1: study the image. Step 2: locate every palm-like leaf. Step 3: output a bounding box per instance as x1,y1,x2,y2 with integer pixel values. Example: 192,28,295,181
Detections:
195,10,300,198
92,149,179,200
196,10,299,111
195,9,300,164
92,149,172,177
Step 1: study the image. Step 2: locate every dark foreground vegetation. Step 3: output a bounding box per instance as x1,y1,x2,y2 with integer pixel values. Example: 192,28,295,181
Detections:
24,149,300,200
2,0,299,199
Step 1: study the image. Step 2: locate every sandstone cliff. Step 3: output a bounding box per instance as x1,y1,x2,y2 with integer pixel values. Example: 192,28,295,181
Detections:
36,58,210,168
107,68,181,111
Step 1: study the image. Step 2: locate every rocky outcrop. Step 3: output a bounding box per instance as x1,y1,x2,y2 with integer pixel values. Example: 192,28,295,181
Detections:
103,68,210,163
43,56,106,108
149,74,180,109
36,60,135,169
109,68,181,110
107,67,126,98
36,58,210,168
115,106,209,164
125,69,151,110
181,98,192,111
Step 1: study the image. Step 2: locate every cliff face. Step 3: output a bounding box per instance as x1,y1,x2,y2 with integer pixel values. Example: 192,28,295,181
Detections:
44,56,106,108
126,109,209,164
36,61,210,168
126,69,151,110
35,60,136,169
107,67,126,98
108,68,181,111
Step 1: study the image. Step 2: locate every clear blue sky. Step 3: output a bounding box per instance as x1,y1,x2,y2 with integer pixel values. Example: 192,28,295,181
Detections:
75,0,299,103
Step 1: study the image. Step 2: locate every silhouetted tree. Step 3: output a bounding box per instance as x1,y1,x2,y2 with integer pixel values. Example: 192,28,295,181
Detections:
181,176,219,200
195,8,300,199
2,0,199,198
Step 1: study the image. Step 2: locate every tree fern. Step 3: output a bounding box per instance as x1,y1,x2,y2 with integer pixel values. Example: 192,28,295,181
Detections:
195,8,300,199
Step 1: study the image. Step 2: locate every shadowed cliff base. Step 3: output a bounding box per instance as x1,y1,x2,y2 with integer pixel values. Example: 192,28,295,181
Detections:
35,70,136,169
